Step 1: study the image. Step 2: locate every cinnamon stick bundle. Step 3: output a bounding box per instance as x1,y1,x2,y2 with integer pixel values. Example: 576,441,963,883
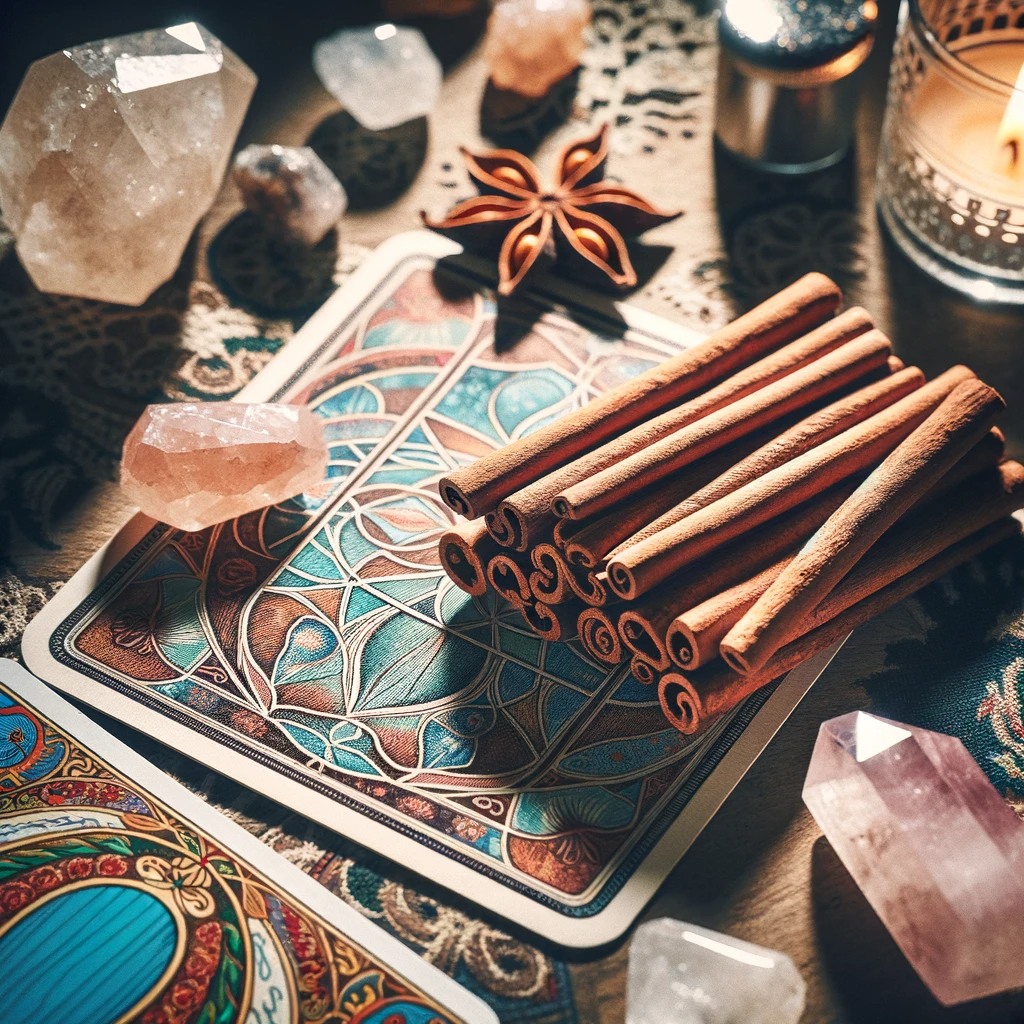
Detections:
491,308,872,548
617,367,925,555
669,458,1024,670
439,518,500,596
438,273,842,518
615,479,859,668
659,517,1021,734
721,378,1005,674
554,330,893,521
607,366,975,601
578,607,626,665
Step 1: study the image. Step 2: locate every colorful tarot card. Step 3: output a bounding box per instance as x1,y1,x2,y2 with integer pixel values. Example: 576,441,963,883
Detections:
23,231,841,946
0,658,495,1024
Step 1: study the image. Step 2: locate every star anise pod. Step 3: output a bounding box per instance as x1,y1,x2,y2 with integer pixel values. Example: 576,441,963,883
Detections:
422,124,682,296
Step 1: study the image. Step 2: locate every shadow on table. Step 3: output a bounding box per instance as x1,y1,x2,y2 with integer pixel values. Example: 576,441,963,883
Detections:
308,111,429,211
876,225,1024,460
711,139,866,305
480,70,580,154
811,836,1024,1023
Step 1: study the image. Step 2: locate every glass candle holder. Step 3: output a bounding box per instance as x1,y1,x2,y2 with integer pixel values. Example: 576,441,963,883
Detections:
877,0,1024,303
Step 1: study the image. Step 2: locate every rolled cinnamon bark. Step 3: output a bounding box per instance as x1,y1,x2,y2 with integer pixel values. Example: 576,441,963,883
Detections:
578,607,627,665
607,366,975,601
669,458,1024,671
618,367,925,554
660,517,1020,734
530,543,576,604
554,330,893,521
631,655,658,686
563,430,773,569
923,427,1004,500
494,308,872,547
438,273,843,518
721,378,1005,674
439,518,500,596
616,479,858,667
486,553,533,602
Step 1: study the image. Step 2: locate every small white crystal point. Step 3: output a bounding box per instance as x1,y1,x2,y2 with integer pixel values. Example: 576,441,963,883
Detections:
0,23,256,305
626,918,805,1024
804,711,1024,1005
312,25,441,131
121,402,329,532
232,145,347,245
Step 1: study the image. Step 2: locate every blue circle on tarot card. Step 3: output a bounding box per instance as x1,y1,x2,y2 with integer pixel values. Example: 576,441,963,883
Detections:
0,883,179,1023
0,712,39,768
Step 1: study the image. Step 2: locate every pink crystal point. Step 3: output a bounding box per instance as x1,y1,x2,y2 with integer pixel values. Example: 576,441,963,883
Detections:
121,403,329,532
484,0,590,98
803,711,1024,1006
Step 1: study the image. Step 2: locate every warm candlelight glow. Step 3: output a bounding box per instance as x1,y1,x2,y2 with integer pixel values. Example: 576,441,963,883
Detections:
995,60,1024,180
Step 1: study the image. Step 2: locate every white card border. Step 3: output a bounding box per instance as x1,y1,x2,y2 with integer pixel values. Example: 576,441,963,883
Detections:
23,230,844,948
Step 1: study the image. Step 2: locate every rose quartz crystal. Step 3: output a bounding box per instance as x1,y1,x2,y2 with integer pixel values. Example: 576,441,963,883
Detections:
803,711,1024,1005
121,403,328,532
484,0,590,98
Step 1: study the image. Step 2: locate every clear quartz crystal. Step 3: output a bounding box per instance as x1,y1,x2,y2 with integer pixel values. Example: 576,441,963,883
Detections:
803,711,1024,1005
0,23,255,306
312,25,441,131
232,145,347,245
484,0,591,98
121,403,329,532
626,918,805,1024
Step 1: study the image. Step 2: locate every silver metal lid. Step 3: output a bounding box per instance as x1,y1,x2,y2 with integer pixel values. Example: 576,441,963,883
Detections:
715,0,877,173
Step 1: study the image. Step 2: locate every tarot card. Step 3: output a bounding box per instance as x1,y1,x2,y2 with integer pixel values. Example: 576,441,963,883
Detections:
0,659,495,1023
23,230,842,947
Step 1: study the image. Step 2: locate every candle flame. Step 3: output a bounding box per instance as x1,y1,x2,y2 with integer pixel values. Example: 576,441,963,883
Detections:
996,60,1024,180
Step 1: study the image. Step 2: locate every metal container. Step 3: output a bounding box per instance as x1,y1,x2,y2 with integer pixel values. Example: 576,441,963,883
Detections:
715,0,877,173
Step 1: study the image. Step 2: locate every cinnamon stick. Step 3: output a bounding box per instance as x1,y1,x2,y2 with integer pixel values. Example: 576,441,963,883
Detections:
615,479,859,668
493,307,872,547
631,655,658,686
578,607,627,665
616,367,925,555
659,517,1020,734
668,458,1024,671
562,430,773,569
439,518,500,596
721,378,1005,674
607,366,975,601
554,330,893,521
486,553,533,602
438,273,842,518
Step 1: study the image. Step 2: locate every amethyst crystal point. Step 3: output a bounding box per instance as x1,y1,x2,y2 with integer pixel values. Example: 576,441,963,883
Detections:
626,918,805,1024
0,23,255,305
803,711,1024,1005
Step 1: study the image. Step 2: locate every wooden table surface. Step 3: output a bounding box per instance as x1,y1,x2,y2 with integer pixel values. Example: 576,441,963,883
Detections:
4,2,1024,1021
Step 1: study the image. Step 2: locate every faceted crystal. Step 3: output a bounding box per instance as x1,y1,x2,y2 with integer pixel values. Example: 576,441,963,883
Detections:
803,711,1024,1005
121,403,328,532
626,918,805,1024
313,25,441,131
0,23,255,305
232,145,347,245
485,0,590,98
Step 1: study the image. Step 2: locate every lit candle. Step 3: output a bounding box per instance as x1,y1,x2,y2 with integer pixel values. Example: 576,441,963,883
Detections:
875,0,1024,304
996,60,1024,180
908,43,1024,200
